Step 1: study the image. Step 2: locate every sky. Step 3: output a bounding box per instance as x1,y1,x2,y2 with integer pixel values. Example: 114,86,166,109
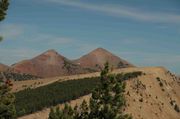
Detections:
0,0,180,74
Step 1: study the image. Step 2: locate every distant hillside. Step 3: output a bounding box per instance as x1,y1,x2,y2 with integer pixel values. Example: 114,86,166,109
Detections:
11,48,134,78
74,48,134,71
12,50,91,78
0,63,9,72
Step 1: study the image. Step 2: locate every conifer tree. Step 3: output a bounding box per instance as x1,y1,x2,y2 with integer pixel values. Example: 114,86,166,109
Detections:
49,108,58,119
0,0,9,42
62,104,74,119
73,105,79,119
0,82,16,119
48,63,132,119
0,1,15,118
0,1,16,118
89,62,131,119
49,104,74,119
79,100,89,119
0,0,9,21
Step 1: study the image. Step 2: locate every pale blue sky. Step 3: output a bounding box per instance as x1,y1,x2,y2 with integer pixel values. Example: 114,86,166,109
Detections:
0,0,180,74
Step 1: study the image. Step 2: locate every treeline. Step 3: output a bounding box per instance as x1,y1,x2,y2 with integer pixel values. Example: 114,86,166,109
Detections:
118,71,143,80
15,71,142,117
0,71,40,81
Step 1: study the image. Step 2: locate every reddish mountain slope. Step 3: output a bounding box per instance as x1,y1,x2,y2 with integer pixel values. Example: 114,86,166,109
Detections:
12,50,88,78
11,48,135,77
74,48,134,71
0,63,9,72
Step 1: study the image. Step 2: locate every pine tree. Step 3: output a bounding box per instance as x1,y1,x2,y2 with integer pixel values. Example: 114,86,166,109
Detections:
0,0,9,42
49,104,75,119
0,1,16,118
62,104,74,119
79,100,89,119
73,105,79,119
0,0,9,21
89,62,131,119
49,108,58,119
48,63,132,119
0,82,16,119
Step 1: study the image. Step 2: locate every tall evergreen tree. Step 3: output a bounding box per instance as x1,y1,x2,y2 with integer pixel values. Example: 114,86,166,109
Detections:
0,81,16,119
79,100,89,119
49,108,58,119
49,104,75,119
0,0,9,42
89,62,131,119
0,1,16,118
48,63,131,119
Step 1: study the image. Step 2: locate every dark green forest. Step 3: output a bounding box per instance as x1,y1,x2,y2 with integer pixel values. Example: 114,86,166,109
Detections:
15,71,142,117
15,77,100,117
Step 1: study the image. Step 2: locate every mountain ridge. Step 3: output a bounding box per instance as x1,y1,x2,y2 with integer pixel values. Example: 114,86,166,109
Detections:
8,48,134,77
73,47,134,71
12,49,89,77
0,63,9,72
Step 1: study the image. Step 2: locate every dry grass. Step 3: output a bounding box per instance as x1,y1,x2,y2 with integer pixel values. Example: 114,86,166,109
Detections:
17,67,180,119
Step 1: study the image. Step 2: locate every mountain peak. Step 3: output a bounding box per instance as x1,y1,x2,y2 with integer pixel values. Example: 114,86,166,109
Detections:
32,49,66,65
90,47,111,55
93,47,107,52
74,48,134,70
44,49,58,55
39,49,65,59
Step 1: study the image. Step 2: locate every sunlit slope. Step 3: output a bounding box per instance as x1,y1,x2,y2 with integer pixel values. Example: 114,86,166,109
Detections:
18,67,180,119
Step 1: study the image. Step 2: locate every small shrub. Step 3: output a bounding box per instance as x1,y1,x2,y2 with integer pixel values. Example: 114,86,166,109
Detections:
22,85,27,88
139,98,143,102
174,104,180,112
127,91,130,96
156,77,160,81
170,100,174,106
159,82,163,87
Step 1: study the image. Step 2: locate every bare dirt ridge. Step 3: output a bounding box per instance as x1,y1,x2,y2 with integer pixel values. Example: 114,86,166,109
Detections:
18,67,180,119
